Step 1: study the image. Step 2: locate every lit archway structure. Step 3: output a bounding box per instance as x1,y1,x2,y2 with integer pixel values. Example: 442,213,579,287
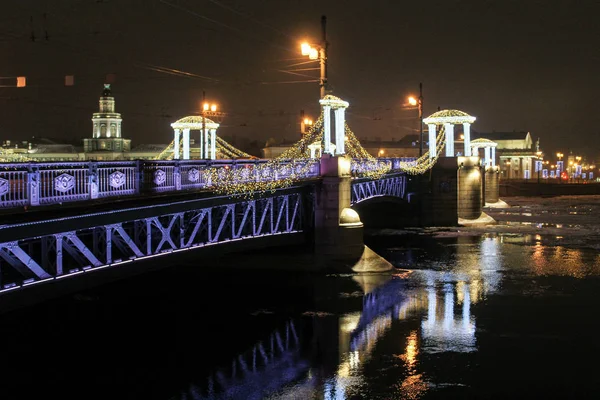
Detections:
170,116,220,160
470,138,497,167
423,110,476,158
319,95,349,155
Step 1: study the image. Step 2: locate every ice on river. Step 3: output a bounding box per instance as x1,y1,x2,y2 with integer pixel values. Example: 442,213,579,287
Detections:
373,195,600,251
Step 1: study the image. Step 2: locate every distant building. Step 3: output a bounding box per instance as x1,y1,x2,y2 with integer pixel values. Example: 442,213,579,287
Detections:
470,131,539,179
1,84,168,162
84,84,131,160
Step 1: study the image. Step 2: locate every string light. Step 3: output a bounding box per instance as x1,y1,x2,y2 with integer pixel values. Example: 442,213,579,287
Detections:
0,149,33,162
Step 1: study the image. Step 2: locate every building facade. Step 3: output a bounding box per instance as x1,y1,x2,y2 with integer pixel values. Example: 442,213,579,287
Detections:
83,84,131,159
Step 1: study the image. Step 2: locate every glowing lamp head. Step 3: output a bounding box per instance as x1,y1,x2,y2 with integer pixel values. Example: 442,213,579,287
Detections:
309,48,319,60
210,104,217,112
301,42,311,56
203,103,209,111
407,96,417,106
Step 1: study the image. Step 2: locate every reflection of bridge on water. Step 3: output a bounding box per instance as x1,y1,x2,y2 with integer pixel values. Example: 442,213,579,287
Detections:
179,320,310,400
176,237,505,399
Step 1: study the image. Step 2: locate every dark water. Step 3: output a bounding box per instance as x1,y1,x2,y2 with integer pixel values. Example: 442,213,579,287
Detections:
2,224,600,398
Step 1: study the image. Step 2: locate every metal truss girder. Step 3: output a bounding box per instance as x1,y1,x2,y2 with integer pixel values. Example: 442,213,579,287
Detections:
150,214,181,253
0,242,51,279
232,202,253,239
185,210,208,247
112,225,145,258
0,191,305,291
351,176,406,205
256,198,273,236
210,205,232,243
60,232,102,267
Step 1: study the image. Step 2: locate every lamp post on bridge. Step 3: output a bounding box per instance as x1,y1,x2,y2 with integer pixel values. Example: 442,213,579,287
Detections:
200,91,225,159
407,83,424,157
300,15,329,98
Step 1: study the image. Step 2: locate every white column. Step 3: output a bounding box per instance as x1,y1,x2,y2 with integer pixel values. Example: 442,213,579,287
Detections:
334,107,346,155
444,123,454,157
183,128,190,160
323,105,331,155
204,128,209,159
463,123,471,156
472,146,479,159
210,129,216,160
428,124,436,159
199,130,204,160
491,147,496,166
174,129,181,160
484,147,491,167
310,147,316,159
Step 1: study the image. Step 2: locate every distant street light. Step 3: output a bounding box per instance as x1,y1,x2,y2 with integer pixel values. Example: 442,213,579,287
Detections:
301,116,314,134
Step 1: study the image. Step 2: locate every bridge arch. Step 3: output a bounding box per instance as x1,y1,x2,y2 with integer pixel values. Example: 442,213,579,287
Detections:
351,195,418,229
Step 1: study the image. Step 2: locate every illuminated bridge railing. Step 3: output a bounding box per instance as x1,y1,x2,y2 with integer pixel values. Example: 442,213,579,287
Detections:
350,157,417,176
0,159,320,209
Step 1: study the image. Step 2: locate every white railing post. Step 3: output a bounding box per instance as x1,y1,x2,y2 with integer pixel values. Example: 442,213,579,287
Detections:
27,166,40,206
173,161,182,191
89,162,99,200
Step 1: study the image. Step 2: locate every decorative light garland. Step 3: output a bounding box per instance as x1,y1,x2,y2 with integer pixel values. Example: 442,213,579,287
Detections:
151,106,453,197
0,149,33,163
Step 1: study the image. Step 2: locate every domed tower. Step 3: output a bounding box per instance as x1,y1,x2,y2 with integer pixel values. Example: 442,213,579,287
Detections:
84,84,131,159
93,84,122,138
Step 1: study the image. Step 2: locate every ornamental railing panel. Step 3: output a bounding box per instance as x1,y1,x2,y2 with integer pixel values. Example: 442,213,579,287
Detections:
0,168,28,208
38,163,90,205
0,191,304,292
143,162,176,192
97,162,138,198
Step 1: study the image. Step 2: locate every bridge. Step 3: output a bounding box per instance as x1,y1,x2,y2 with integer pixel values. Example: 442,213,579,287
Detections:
0,96,499,307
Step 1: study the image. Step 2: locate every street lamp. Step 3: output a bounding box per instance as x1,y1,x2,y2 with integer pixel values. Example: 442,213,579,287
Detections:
301,116,314,134
407,84,424,157
200,90,225,159
300,16,329,98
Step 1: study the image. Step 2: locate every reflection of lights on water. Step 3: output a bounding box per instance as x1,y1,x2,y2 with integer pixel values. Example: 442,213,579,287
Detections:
340,313,361,333
399,373,428,400
404,331,419,368
349,351,360,370
421,282,476,353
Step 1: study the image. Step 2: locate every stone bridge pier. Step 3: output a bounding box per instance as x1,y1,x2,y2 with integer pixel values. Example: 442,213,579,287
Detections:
314,155,393,273
420,156,492,226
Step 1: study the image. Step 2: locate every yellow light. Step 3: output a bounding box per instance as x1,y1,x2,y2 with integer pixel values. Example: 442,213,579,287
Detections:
379,149,384,156
16,76,26,87
210,104,217,112
304,118,310,124
301,42,311,56
407,96,417,106
309,48,319,60
460,134,464,140
203,103,209,111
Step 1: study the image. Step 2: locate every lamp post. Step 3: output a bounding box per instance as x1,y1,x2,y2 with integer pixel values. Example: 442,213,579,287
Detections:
408,86,424,157
200,91,225,159
300,16,328,98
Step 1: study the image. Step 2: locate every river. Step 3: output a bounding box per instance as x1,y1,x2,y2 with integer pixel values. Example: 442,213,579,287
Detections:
1,195,600,399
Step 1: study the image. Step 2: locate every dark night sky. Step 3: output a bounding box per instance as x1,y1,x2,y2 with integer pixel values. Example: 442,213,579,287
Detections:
1,0,599,158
